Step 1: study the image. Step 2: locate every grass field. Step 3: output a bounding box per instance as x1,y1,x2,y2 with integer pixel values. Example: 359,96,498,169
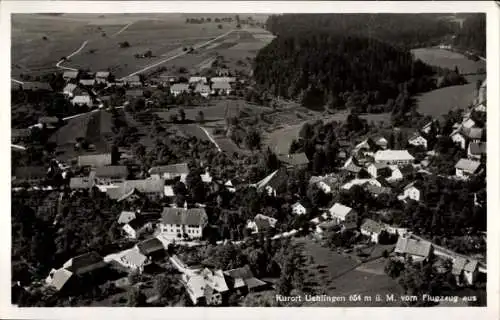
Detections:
411,48,486,74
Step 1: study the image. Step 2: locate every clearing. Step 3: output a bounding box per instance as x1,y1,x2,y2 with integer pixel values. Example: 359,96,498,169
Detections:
411,47,485,74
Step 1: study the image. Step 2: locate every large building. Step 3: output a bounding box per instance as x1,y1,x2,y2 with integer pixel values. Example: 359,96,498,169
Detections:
374,150,415,165
160,207,208,240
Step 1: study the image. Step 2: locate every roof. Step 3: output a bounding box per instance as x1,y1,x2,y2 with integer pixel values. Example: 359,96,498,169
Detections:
342,157,362,173
253,170,278,190
253,214,277,229
189,76,207,83
69,175,95,189
48,268,73,291
211,77,236,83
195,83,210,92
96,71,110,78
118,211,137,224
341,178,373,190
292,202,306,210
72,95,92,104
122,179,165,194
149,163,189,176
375,137,388,146
14,166,47,180
21,81,52,91
79,79,96,86
374,150,415,162
224,265,267,290
464,127,483,140
452,257,478,275
161,207,208,226
361,219,384,234
394,237,431,258
364,183,391,196
461,118,475,129
455,158,481,173
170,83,189,91
39,116,60,124
164,185,175,197
469,142,486,155
404,181,423,191
120,248,147,266
212,82,232,90
329,203,354,219
94,165,128,179
354,139,376,151
63,71,78,79
277,153,309,166
137,238,165,256
63,83,77,93
78,153,112,168
12,128,31,139
124,75,141,83
63,251,104,274
408,133,426,143
125,89,144,97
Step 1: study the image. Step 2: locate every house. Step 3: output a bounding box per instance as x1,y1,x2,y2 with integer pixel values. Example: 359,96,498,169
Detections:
11,128,31,144
224,265,268,293
72,95,94,107
408,133,428,149
63,70,79,81
216,68,231,77
374,137,388,150
394,235,432,263
353,138,376,153
224,180,236,193
450,129,467,149
94,165,128,184
118,247,150,273
124,75,142,87
62,251,107,275
467,142,486,161
374,150,415,165
277,153,309,168
455,158,481,180
360,219,384,243
170,83,190,97
95,71,110,84
164,185,175,197
251,168,288,197
461,118,476,129
400,181,423,202
315,220,342,235
45,268,73,291
63,83,77,97
364,183,392,198
136,237,165,259
341,178,382,191
19,81,52,92
200,170,213,184
189,76,208,85
69,172,96,190
13,166,47,185
78,153,112,168
118,211,137,224
38,116,60,129
125,89,144,99
182,268,229,305
211,77,236,84
107,179,166,201
328,203,357,229
246,214,277,234
122,217,152,239
291,202,307,215
367,163,392,178
149,163,189,182
342,156,363,174
474,103,486,113
79,79,96,87
452,257,479,286
421,121,434,134
211,81,232,95
194,83,211,97
160,207,208,240
463,127,483,143
310,175,338,194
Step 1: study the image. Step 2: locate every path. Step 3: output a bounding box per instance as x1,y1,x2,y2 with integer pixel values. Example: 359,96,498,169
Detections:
55,40,89,71
198,126,222,152
11,79,24,85
11,144,27,151
112,22,134,37
118,29,235,80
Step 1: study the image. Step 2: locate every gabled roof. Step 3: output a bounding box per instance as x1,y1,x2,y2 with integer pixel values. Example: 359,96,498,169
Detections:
120,247,147,266
149,163,189,176
452,257,478,275
161,207,208,226
63,83,77,93
63,71,78,79
342,157,362,173
189,76,207,84
78,153,112,167
125,89,144,97
224,265,267,290
124,75,141,83
374,150,414,162
253,214,277,229
277,153,309,166
404,180,423,190
464,127,483,140
455,158,481,173
394,237,431,258
329,203,354,219
63,251,104,274
194,83,210,92
361,219,384,234
137,237,165,256
374,137,388,146
212,81,232,90
79,79,96,86
364,183,391,196
408,133,427,143
468,142,486,155
21,81,52,91
48,268,73,291
461,118,475,129
95,71,110,78
118,211,137,224
69,172,96,190
211,77,236,83
122,179,165,194
170,83,189,91
369,162,389,170
39,116,60,124
72,95,92,104
94,165,128,179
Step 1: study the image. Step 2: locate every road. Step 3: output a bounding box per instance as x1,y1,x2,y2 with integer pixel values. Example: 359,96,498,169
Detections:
198,126,222,152
56,40,89,71
112,22,134,37
118,29,236,80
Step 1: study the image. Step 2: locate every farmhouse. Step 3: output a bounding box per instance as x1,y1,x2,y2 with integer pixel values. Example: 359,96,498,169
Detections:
189,76,208,85
328,203,357,229
360,219,384,243
467,142,486,161
122,217,153,240
399,181,423,202
195,83,211,97
63,83,77,97
62,251,106,275
124,75,142,87
461,118,476,130
373,137,388,150
107,179,166,201
374,149,415,165
149,163,189,182
394,235,432,262
45,268,73,291
69,173,96,190
182,268,229,306
246,214,277,234
170,83,190,97
94,165,128,184
211,81,232,95
211,76,236,83
367,162,392,178
408,133,428,149
474,103,486,113
20,81,53,92
78,153,112,168
291,202,307,215
310,175,338,194
452,257,479,286
159,207,208,240
118,247,150,273
251,168,288,197
79,79,96,87
95,71,110,84
63,71,79,81
463,127,483,143
450,129,467,149
224,265,268,293
136,238,165,259
455,158,481,180
277,153,309,168
72,95,94,107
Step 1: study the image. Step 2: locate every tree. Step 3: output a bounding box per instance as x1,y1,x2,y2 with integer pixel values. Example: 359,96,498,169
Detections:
119,41,130,48
245,129,261,151
178,108,186,122
127,288,146,307
385,259,404,279
196,110,205,124
218,24,223,29
312,149,326,174
154,274,180,305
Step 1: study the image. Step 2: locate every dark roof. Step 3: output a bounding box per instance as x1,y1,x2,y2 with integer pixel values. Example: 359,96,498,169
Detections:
469,142,486,155
14,166,47,180
149,163,189,175
277,153,309,166
69,172,96,189
94,166,128,178
127,217,147,230
455,158,481,173
65,251,103,274
21,82,52,91
125,89,144,97
464,127,483,140
137,238,165,256
161,207,208,226
39,116,60,124
224,265,267,290
395,237,431,258
267,168,289,190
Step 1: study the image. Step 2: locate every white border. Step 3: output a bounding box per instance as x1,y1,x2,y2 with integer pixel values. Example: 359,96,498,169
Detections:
1,2,498,320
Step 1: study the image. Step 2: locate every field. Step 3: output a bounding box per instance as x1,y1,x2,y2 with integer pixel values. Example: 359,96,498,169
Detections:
411,48,485,74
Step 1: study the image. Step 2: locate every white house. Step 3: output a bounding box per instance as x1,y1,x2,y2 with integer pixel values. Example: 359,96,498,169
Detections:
450,130,467,149
246,214,277,234
374,150,414,165
408,134,428,149
194,83,211,98
455,158,481,180
95,71,110,84
360,219,384,243
211,81,232,95
79,79,96,87
421,121,434,134
118,247,150,273
160,207,208,240
367,163,392,178
188,76,208,85
170,83,190,97
461,118,476,130
72,95,93,107
224,180,236,193
474,103,486,113
63,83,77,97
452,257,479,286
374,137,388,150
291,202,307,216
149,163,189,182
401,181,423,202
122,223,139,239
328,203,357,229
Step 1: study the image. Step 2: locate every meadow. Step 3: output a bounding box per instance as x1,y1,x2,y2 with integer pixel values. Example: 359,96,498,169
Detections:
411,47,485,74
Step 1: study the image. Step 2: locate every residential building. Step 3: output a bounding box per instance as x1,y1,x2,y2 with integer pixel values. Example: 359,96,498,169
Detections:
62,251,107,275
467,142,486,161
342,156,363,174
136,237,165,259
72,95,94,107
182,268,229,305
94,165,128,184
394,235,432,263
78,153,112,168
160,207,208,240
149,163,189,182
474,103,486,113
211,76,236,83
452,257,479,286
118,211,137,224
63,83,77,97
246,214,277,234
374,150,415,165
19,81,52,92
408,133,428,149
63,70,79,81
251,168,288,197
464,127,483,143
69,172,96,190
277,153,309,168
328,203,357,229
450,130,467,149
118,247,150,273
124,75,142,87
360,219,384,243
45,268,73,291
341,178,383,191
79,79,96,87
122,217,153,240
216,68,231,77
224,265,268,293
461,118,476,129
455,158,481,180
170,83,190,97
421,121,435,134
107,179,165,201
95,71,110,84
367,162,392,178
400,181,423,202
195,83,211,97
224,180,236,193
189,76,208,85
291,202,307,215
374,137,388,150
211,81,232,95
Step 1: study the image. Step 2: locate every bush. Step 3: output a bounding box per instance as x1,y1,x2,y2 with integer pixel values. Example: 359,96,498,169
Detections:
119,41,130,48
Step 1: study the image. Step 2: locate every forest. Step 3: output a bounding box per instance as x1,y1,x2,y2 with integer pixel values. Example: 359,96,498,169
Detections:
253,33,437,111
453,14,486,56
